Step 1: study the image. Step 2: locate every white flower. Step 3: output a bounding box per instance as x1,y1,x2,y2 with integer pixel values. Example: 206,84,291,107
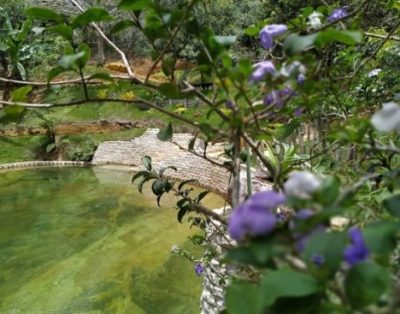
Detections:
170,245,179,253
307,11,323,29
368,68,382,77
330,216,350,230
284,171,322,198
371,102,400,133
280,61,306,77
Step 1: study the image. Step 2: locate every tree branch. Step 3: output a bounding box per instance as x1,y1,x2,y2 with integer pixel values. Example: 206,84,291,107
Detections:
69,0,137,80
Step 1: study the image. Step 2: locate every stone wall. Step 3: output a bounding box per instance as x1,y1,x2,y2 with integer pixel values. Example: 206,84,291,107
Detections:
92,129,231,196
0,160,88,171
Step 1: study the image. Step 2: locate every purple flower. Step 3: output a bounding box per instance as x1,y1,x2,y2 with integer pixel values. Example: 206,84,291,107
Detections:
264,87,295,108
296,209,314,220
311,253,325,267
225,100,236,110
297,73,306,85
260,24,288,49
228,191,286,241
195,263,204,276
294,107,304,117
250,61,275,82
344,227,369,266
328,8,348,23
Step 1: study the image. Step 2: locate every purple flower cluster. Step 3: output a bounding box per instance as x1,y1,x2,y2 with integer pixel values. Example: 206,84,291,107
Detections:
292,209,369,268
225,100,236,110
259,24,288,49
249,61,276,82
228,191,286,241
264,87,295,108
195,263,204,276
328,8,348,23
344,227,369,266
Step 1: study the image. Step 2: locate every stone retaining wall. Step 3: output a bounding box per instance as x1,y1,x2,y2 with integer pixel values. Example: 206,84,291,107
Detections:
0,161,88,171
92,129,231,196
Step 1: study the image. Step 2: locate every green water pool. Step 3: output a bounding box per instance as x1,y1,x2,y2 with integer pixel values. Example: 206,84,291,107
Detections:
0,168,223,314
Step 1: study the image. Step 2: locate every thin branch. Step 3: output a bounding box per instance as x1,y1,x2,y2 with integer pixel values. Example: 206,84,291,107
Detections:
0,75,129,86
231,129,241,208
190,203,227,224
365,32,400,42
171,140,233,171
350,18,400,82
69,0,137,80
242,131,277,181
183,80,230,122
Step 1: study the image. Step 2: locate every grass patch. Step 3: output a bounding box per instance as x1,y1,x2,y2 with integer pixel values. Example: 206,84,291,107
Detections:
0,136,47,163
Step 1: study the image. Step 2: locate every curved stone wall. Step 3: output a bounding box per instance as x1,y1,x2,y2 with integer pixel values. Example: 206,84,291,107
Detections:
92,129,231,196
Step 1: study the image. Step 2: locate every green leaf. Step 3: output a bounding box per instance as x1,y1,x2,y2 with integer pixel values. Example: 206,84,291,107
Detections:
152,180,166,196
76,43,91,67
196,191,210,203
0,106,26,123
141,155,152,171
244,25,259,37
16,63,26,80
198,123,214,138
118,0,153,10
47,24,73,41
46,143,57,153
132,171,149,182
58,51,86,69
260,269,318,307
158,83,181,99
283,33,317,56
161,57,176,76
345,261,390,309
303,232,347,276
315,176,341,206
88,72,114,82
72,8,113,27
178,179,198,191
363,221,400,254
383,194,400,218
17,18,33,42
315,29,363,46
177,207,189,223
225,280,262,314
159,166,177,177
11,86,32,102
47,67,70,82
111,20,136,34
157,123,173,141
388,0,400,10
137,176,151,193
25,7,64,22
274,118,301,141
